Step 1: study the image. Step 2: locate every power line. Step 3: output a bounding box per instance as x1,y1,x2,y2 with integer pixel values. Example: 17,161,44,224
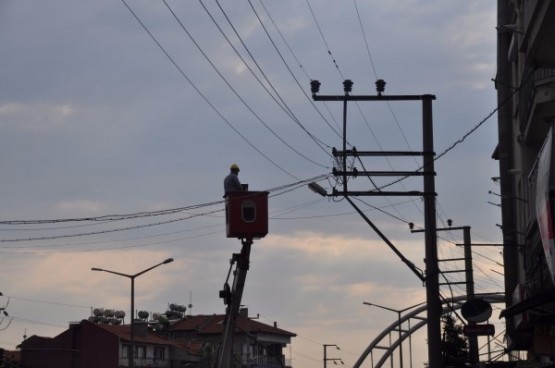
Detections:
0,174,329,243
163,0,328,170
246,0,339,140
4,295,90,309
119,0,299,181
305,0,344,80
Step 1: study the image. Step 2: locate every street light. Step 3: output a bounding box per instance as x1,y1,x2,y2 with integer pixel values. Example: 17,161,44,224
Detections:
92,257,174,368
363,301,425,368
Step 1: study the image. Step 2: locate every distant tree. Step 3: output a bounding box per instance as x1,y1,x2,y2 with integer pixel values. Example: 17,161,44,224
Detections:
442,314,469,368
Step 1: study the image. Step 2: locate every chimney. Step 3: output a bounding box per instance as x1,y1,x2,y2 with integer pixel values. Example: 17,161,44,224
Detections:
239,308,248,319
134,320,148,337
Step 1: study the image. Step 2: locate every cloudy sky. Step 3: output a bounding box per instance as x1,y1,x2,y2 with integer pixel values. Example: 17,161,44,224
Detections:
0,0,505,366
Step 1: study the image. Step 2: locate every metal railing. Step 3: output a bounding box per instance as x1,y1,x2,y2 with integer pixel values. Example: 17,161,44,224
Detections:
519,67,555,133
118,356,168,367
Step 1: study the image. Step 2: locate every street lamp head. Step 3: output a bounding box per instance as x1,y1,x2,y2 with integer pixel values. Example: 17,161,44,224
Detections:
308,182,328,197
91,267,103,271
163,258,174,264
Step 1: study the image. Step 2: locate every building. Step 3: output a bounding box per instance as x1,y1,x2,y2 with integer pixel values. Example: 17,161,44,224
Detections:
167,309,296,368
19,319,198,368
17,309,295,368
495,0,555,364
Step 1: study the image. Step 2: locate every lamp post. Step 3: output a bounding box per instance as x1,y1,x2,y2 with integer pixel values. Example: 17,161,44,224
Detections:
92,257,174,368
323,344,343,368
363,301,424,368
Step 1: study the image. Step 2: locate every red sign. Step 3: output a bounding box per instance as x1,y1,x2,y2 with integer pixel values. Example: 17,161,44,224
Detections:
463,324,495,336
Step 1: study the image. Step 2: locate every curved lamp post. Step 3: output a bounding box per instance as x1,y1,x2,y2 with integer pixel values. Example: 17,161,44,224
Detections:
92,257,174,368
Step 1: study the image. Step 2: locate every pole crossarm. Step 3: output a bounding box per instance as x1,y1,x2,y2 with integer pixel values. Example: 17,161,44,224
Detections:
332,149,433,157
332,189,430,197
312,94,436,102
333,169,428,177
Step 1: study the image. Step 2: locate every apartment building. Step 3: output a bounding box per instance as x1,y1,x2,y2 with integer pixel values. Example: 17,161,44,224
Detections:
495,0,555,364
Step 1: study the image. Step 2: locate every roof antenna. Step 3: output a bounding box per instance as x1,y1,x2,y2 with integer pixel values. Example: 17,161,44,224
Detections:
188,291,194,316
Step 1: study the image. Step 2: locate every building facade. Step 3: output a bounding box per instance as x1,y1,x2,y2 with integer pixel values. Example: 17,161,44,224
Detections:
166,309,295,368
19,319,192,368
495,0,555,364
17,309,295,368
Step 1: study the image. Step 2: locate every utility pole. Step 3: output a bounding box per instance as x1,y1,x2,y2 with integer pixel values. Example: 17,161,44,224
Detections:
412,222,478,365
323,344,342,368
311,80,442,368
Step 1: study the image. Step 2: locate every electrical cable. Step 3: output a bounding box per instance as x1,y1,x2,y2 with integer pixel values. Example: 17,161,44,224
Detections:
305,0,344,81
216,0,342,143
119,0,299,181
0,174,329,243
163,0,329,170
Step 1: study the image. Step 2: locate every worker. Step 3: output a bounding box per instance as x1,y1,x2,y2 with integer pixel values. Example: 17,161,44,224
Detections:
224,163,243,195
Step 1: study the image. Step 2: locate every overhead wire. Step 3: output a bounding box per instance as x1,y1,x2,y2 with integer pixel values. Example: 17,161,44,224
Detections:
257,0,344,134
201,0,335,156
234,0,343,140
305,0,345,81
162,0,329,169
118,0,299,181
0,174,330,244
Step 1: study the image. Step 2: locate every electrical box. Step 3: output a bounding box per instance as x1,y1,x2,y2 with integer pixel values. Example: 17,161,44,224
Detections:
225,191,269,239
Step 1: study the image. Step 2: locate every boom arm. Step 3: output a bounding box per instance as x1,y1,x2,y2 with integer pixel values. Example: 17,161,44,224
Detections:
217,238,253,368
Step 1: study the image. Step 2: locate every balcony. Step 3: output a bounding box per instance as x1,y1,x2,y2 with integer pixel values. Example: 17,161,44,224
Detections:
520,0,555,67
519,67,555,144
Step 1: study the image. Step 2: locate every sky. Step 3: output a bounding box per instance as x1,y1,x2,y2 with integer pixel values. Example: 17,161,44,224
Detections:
0,0,505,367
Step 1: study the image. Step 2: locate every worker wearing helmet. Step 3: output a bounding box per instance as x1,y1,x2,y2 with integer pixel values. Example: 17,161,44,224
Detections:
224,163,243,195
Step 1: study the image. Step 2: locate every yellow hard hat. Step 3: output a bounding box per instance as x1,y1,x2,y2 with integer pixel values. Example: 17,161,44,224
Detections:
230,163,240,171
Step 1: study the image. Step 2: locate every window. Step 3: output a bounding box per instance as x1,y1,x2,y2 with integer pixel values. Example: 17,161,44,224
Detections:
135,345,146,359
154,347,165,360
122,344,129,358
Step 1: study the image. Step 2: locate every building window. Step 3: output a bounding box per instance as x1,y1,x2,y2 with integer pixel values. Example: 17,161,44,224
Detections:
154,347,165,360
135,345,146,359
122,344,129,358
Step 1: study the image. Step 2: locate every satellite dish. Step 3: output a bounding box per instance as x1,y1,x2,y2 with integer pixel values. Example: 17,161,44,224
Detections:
138,311,149,319
174,304,187,313
461,298,492,323
115,310,126,319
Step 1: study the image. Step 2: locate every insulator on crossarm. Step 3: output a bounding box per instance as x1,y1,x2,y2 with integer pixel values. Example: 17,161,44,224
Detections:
375,79,386,95
310,80,321,94
343,79,353,93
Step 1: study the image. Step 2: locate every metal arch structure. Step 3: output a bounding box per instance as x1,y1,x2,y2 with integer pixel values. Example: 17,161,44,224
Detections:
354,294,506,368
